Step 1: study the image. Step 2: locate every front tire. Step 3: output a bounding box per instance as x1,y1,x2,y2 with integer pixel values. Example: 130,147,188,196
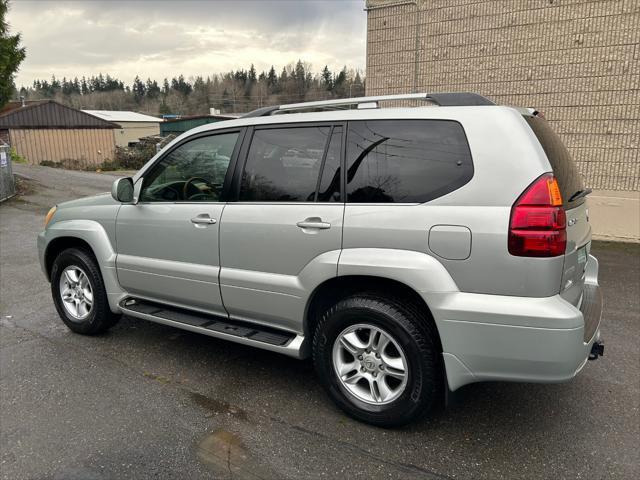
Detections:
50,247,120,335
313,294,441,427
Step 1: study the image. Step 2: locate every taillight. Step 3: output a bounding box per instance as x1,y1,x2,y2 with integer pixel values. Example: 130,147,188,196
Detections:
508,173,566,257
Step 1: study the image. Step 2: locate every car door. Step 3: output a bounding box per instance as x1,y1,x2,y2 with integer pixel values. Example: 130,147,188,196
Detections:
115,129,242,315
219,123,344,332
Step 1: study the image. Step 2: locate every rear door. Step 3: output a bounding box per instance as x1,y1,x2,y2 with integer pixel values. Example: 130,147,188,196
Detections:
524,115,591,305
219,123,344,332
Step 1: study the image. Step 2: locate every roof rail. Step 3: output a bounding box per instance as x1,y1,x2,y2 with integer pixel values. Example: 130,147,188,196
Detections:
241,92,494,118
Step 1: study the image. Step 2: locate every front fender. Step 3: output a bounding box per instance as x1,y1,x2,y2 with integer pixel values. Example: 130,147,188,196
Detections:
39,219,125,313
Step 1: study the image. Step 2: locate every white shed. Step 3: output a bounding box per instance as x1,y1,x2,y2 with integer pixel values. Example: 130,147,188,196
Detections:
83,110,163,147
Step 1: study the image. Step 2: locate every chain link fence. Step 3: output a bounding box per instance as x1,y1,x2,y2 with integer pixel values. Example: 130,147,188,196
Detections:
0,143,15,202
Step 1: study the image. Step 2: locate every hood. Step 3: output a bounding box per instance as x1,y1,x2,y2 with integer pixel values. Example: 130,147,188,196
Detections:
58,192,118,209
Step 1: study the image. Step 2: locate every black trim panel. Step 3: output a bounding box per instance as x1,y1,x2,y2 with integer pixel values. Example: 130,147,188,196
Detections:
121,298,295,346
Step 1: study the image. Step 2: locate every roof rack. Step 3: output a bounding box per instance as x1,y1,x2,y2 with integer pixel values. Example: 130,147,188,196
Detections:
241,92,494,118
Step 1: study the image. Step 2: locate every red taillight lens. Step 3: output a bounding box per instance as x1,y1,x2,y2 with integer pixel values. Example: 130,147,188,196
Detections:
508,174,566,257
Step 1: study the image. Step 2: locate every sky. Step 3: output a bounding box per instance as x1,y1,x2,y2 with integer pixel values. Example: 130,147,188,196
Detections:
7,0,367,88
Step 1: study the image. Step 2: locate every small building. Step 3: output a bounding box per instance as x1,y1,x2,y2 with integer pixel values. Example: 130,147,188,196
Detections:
160,114,235,136
0,100,117,169
83,110,163,147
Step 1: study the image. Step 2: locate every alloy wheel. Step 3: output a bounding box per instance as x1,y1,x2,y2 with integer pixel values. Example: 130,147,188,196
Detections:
58,265,94,321
332,323,409,405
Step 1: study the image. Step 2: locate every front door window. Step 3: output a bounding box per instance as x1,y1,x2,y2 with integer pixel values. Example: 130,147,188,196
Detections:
140,132,239,202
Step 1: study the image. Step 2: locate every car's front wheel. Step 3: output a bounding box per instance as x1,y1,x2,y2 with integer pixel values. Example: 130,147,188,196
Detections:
50,247,120,335
313,294,441,427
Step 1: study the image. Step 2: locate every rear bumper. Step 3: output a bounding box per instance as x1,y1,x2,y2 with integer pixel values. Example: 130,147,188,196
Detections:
425,254,603,391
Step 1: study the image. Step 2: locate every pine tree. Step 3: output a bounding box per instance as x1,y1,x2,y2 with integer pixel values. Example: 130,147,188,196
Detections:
321,65,333,92
267,66,278,93
132,75,146,102
145,78,160,99
80,77,89,95
0,0,26,107
333,67,347,96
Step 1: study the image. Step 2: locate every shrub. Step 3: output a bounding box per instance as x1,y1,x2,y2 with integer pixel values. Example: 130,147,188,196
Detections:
9,148,27,164
114,143,156,170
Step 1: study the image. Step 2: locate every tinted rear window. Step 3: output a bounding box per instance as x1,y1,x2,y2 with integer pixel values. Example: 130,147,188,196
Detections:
346,120,473,203
524,116,585,208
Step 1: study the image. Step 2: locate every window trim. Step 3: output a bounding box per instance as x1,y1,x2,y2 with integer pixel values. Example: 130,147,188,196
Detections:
344,119,474,205
135,127,246,204
229,121,346,203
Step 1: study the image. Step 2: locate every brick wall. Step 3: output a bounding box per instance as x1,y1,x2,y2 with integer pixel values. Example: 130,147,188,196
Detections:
366,0,639,191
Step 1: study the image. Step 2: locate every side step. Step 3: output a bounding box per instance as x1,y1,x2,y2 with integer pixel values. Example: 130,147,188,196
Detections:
119,298,305,358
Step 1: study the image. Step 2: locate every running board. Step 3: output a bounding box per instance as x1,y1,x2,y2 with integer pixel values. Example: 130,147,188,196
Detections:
119,298,305,358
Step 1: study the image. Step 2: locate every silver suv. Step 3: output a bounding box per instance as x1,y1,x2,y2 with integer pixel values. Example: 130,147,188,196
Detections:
38,93,603,426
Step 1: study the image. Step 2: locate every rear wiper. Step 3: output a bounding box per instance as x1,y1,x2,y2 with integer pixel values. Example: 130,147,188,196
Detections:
568,188,592,202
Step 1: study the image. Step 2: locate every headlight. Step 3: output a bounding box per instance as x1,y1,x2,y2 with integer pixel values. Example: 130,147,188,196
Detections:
44,206,57,228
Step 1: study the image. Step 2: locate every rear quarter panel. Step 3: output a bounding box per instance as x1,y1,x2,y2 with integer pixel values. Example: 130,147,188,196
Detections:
342,107,563,297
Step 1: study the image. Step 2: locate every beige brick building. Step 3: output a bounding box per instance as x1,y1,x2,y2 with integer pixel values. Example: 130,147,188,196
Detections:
365,0,639,193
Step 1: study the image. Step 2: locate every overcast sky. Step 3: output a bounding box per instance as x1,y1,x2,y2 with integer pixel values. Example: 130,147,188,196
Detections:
8,0,367,88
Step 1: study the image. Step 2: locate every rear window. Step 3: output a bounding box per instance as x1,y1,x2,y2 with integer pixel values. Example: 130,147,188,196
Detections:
524,115,585,208
346,120,473,203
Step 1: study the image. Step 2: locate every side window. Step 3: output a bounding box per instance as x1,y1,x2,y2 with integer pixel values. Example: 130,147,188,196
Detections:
239,126,334,202
140,132,239,202
346,120,473,203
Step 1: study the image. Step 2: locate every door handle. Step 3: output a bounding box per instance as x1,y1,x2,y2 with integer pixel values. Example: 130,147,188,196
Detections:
296,217,331,230
191,214,217,225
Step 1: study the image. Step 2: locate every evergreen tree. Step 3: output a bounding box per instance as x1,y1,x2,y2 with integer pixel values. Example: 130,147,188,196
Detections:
294,60,306,96
145,78,160,99
80,76,89,95
248,64,256,82
267,66,278,93
0,0,26,107
171,75,192,96
321,65,333,92
132,75,146,102
333,67,347,96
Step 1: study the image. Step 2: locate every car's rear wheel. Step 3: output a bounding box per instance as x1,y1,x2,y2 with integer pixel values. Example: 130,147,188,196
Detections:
313,294,441,427
51,248,120,335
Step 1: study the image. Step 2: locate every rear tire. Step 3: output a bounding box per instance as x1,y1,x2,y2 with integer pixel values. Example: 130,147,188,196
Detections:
313,294,441,427
50,247,120,335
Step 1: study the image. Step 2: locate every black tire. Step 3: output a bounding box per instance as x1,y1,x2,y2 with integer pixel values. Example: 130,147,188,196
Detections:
313,294,441,427
50,247,120,335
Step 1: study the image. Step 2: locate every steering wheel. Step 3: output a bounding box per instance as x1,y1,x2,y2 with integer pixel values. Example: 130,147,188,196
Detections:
183,177,212,200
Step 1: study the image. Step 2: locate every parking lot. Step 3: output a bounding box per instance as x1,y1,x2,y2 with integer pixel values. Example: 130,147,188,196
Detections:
1,164,638,479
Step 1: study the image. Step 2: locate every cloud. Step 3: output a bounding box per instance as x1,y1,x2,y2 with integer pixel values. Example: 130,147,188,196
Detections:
8,0,367,86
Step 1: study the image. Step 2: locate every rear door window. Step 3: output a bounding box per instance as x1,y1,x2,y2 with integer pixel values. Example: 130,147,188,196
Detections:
239,126,337,202
524,115,586,208
346,120,473,203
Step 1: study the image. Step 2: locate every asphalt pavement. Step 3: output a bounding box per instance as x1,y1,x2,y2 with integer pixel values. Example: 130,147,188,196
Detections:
1,164,638,479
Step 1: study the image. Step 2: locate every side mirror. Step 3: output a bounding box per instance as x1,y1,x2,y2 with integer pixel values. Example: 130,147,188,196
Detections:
111,177,134,203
